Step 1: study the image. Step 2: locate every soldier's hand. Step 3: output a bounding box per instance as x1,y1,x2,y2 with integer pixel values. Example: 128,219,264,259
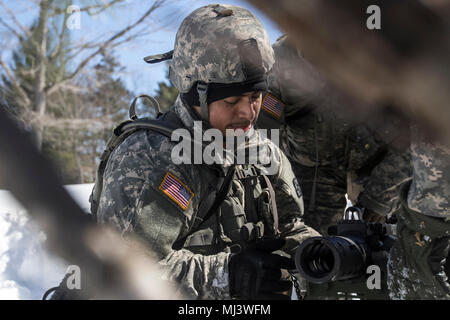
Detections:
388,209,450,299
228,238,295,300
428,236,450,294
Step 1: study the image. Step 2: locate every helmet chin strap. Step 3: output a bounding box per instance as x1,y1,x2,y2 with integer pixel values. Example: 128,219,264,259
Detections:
197,82,209,122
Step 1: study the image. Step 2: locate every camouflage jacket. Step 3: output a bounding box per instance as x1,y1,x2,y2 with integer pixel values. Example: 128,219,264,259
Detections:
387,129,450,299
96,96,319,299
258,35,412,220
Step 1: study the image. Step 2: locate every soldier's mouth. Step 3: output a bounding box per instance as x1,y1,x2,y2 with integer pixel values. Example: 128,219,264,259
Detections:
233,125,251,132
228,122,253,132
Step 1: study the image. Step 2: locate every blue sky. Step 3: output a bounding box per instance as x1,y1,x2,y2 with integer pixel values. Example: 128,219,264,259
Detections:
0,0,283,97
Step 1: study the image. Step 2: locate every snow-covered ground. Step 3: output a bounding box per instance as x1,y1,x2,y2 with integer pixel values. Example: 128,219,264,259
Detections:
0,184,94,300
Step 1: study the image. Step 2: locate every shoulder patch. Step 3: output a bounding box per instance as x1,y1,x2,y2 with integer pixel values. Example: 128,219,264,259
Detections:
159,172,194,211
262,92,285,119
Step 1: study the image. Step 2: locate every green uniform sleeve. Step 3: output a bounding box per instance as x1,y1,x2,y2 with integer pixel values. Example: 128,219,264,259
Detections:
346,117,412,217
387,126,450,299
358,146,412,216
97,130,231,299
407,125,450,218
268,144,321,257
387,180,450,299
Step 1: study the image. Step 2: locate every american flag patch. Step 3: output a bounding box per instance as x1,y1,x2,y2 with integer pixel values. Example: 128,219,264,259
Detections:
261,93,285,119
159,172,194,211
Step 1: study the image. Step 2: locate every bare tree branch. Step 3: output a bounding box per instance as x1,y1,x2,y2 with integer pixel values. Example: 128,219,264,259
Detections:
49,0,128,17
0,1,34,40
247,0,450,144
15,67,39,76
0,15,24,41
65,40,106,62
40,116,114,131
46,0,166,93
0,101,184,300
0,55,31,106
48,1,70,61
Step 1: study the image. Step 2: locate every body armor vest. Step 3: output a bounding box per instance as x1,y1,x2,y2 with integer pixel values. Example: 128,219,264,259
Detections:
91,102,281,257
183,164,280,255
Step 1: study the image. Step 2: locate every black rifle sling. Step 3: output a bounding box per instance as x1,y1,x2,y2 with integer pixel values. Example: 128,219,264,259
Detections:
196,165,236,227
173,165,236,250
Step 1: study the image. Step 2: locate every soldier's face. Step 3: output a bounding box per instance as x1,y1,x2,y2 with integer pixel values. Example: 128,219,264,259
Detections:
196,91,262,135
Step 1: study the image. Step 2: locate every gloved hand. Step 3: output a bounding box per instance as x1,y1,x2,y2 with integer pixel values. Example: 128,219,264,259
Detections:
388,214,450,299
428,236,450,294
228,238,295,300
386,180,450,300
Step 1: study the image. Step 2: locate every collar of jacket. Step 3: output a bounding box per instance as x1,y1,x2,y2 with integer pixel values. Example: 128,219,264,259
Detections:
173,95,212,135
172,94,279,176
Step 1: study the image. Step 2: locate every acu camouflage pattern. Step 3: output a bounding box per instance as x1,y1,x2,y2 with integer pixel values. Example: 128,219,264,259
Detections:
407,125,450,218
387,126,450,299
169,4,274,93
261,35,412,235
96,96,319,299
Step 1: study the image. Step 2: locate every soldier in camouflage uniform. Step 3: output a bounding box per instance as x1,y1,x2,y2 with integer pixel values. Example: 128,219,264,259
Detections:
387,124,450,299
256,34,413,299
257,34,412,236
92,5,319,300
257,35,450,300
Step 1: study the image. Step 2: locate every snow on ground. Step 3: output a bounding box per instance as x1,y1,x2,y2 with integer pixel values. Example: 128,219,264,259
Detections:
0,184,94,300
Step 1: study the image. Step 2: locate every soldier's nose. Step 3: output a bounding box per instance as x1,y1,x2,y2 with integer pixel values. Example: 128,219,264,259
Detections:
236,97,256,121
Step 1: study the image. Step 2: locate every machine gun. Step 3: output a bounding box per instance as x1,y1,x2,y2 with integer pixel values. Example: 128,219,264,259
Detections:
294,206,396,286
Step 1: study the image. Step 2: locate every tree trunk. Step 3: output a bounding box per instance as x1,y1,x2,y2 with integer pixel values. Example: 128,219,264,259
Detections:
33,0,50,150
73,139,85,184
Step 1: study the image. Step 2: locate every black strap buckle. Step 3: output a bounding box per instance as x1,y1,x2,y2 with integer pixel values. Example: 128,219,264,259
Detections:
235,165,259,179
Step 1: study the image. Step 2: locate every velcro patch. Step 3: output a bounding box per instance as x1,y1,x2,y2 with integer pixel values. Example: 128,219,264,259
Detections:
293,177,302,198
159,172,194,211
262,93,285,119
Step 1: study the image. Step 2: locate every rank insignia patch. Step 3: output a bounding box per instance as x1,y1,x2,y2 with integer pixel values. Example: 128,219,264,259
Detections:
262,93,285,119
159,172,194,210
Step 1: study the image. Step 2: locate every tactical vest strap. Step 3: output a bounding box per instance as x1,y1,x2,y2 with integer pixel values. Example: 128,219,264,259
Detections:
193,166,236,229
90,112,183,217
234,165,259,179
172,165,236,250
129,94,163,120
261,174,280,236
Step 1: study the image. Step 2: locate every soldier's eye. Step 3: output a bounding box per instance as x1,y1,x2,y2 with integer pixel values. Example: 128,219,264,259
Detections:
224,99,238,105
251,92,262,102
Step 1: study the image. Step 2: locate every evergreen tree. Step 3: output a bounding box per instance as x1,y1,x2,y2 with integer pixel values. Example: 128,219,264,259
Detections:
154,63,178,112
2,25,130,184
43,53,131,184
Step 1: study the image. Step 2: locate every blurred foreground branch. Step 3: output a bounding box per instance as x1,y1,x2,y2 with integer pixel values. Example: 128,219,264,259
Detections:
248,0,450,144
0,100,183,299
0,0,167,150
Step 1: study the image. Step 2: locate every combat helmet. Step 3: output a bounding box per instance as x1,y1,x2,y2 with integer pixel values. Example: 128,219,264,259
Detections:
144,4,275,122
